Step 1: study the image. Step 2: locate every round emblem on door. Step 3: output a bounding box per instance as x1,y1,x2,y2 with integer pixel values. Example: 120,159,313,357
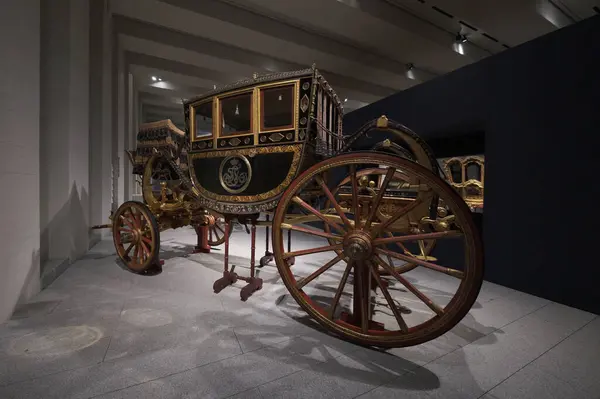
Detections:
219,155,252,194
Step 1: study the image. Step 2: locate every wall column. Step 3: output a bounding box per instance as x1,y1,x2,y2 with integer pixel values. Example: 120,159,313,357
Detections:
39,0,91,285
89,0,113,240
0,0,41,322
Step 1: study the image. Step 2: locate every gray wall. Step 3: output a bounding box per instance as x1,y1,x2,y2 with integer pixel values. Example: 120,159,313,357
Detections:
0,0,42,322
0,0,133,323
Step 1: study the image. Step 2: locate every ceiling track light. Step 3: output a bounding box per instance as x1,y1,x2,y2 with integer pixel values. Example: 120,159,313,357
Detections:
405,63,417,80
455,33,468,43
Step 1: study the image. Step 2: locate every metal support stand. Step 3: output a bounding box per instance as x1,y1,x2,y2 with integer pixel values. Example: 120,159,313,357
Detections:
239,220,263,301
213,219,237,293
259,214,274,267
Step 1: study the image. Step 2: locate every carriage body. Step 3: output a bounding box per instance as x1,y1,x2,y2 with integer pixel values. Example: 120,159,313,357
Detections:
107,66,484,350
182,67,343,215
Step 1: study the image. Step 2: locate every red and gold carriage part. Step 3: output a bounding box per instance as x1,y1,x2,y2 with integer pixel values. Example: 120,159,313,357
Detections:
98,66,483,349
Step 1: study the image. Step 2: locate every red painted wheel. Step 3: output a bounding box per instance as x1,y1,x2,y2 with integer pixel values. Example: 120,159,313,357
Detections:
112,201,161,274
272,153,483,348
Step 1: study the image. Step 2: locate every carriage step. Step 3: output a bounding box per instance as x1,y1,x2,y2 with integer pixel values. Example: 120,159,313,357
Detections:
240,277,263,301
213,271,238,293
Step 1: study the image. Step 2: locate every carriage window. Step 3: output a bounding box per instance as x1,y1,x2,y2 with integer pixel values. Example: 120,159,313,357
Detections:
466,162,481,181
221,93,252,136
261,85,294,130
194,102,213,139
448,161,463,183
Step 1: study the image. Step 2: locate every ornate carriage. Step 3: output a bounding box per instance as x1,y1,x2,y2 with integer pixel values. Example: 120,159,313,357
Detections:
106,65,484,348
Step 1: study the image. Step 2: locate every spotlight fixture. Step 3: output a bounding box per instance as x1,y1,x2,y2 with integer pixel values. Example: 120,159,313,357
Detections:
405,63,417,80
455,33,468,43
344,98,348,103
151,76,157,81
213,84,217,90
453,34,468,55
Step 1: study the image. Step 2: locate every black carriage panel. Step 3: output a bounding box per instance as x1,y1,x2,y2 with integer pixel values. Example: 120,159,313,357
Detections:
192,151,295,196
188,144,304,214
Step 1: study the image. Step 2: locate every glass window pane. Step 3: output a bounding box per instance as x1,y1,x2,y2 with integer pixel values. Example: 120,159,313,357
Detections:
221,93,252,136
261,85,294,130
448,161,463,183
194,102,213,139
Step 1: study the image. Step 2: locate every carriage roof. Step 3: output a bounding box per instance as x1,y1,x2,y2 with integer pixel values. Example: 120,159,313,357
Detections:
182,65,343,112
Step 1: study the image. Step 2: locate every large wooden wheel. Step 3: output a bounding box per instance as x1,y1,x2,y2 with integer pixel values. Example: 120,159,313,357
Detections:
207,212,231,247
112,201,161,274
272,153,483,348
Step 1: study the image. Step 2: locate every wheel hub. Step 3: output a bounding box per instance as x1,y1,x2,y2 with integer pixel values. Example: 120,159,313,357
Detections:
343,231,373,261
131,229,142,243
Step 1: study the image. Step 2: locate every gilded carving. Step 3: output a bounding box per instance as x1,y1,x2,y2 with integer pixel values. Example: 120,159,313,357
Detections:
441,155,485,210
219,155,252,194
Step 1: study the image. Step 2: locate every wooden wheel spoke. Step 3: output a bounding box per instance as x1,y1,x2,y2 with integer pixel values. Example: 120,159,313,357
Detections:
368,261,409,332
283,244,343,260
364,167,396,229
209,228,213,242
140,241,151,257
375,247,464,279
297,254,346,289
330,261,354,319
120,214,135,230
373,230,462,246
373,255,445,317
124,242,134,256
281,223,343,241
215,223,225,234
291,196,346,234
141,235,153,245
372,198,424,235
350,165,361,229
315,175,353,229
134,244,142,263
386,231,412,255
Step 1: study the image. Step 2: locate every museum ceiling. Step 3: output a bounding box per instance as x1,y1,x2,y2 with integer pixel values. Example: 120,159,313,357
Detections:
110,0,599,125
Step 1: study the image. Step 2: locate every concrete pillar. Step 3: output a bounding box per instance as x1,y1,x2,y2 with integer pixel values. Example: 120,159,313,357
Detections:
0,0,41,322
39,0,91,284
89,0,113,240
111,31,128,212
125,72,137,201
